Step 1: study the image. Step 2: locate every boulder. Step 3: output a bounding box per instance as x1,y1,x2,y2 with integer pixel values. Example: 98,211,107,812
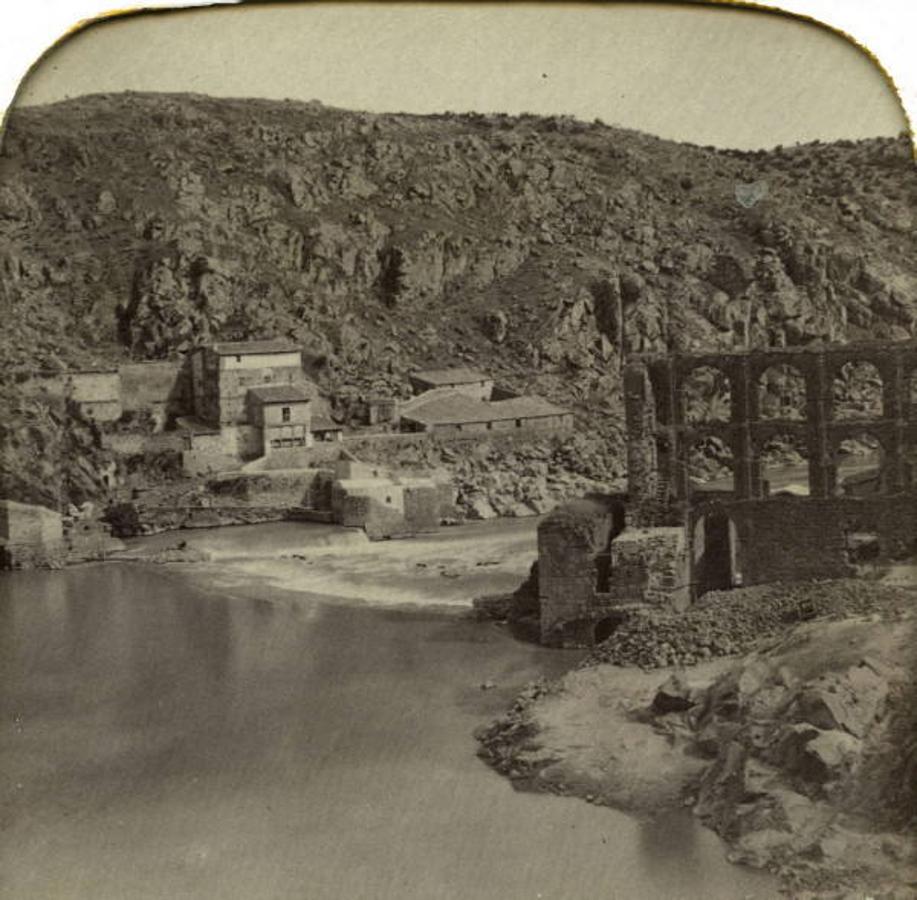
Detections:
803,729,862,784
652,673,696,713
792,666,888,738
466,495,497,520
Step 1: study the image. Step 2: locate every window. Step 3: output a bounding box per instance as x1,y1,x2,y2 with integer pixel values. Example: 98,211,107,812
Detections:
235,355,241,363
281,406,291,423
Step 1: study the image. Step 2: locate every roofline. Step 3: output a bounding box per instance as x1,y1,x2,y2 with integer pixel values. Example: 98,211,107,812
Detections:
206,343,302,356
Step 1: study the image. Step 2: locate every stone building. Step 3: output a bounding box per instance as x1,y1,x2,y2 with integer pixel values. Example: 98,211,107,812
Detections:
0,500,65,568
329,452,455,540
182,340,319,473
246,384,313,455
408,367,494,400
190,340,308,427
366,396,398,426
0,500,123,569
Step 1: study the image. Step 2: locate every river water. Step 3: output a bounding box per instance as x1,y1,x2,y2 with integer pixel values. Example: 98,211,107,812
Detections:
0,524,777,900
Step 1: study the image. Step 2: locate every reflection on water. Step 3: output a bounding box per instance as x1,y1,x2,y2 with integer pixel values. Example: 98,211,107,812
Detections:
0,564,777,900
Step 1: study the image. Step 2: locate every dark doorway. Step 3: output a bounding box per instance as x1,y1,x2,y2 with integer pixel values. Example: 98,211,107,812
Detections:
694,512,738,596
595,553,611,592
593,613,626,645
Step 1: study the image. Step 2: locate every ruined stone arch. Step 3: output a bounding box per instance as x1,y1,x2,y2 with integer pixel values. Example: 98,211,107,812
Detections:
756,362,807,421
832,360,883,421
682,364,732,424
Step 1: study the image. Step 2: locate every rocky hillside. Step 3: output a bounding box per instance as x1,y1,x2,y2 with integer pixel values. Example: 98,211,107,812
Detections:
0,92,914,506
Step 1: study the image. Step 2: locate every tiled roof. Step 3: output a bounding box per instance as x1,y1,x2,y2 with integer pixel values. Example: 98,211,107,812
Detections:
397,386,468,417
400,390,570,425
247,384,312,404
487,396,571,419
399,391,489,425
311,416,343,432
210,340,300,356
410,367,490,386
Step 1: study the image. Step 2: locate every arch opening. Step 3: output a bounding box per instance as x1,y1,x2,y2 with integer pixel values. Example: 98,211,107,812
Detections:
757,363,806,421
683,365,731,424
688,435,735,494
833,361,883,420
758,432,810,497
836,431,884,496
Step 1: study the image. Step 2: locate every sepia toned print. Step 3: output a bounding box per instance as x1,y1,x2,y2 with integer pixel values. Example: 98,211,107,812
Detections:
0,4,914,899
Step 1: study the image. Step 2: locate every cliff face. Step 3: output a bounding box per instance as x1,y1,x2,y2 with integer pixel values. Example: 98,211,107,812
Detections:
0,92,914,506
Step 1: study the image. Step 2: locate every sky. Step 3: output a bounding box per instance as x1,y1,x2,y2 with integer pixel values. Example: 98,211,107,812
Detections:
12,2,909,150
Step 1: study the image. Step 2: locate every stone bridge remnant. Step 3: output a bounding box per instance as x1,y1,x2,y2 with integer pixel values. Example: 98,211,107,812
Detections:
537,342,917,647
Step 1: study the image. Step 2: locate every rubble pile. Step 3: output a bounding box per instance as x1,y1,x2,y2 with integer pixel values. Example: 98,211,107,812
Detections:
585,580,914,669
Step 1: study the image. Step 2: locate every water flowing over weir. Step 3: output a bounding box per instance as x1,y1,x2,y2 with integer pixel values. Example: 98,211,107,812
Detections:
0,526,778,899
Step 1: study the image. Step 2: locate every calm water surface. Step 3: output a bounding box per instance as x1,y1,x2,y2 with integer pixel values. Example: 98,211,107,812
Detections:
0,557,778,899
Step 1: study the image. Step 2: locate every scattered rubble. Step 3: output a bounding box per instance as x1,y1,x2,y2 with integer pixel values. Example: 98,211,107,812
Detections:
583,580,913,669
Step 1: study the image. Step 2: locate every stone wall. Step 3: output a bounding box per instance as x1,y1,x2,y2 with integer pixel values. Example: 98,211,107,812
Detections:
691,494,917,587
537,493,695,646
118,360,191,424
131,505,292,534
537,496,626,645
181,450,242,477
0,500,66,569
67,371,122,422
0,499,63,543
103,431,187,456
609,527,691,609
186,425,261,459
332,492,408,539
423,413,573,436
207,470,325,507
401,483,442,532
